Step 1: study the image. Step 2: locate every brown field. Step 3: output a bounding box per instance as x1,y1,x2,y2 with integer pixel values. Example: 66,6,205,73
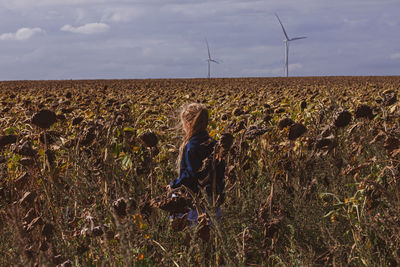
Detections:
1,76,400,266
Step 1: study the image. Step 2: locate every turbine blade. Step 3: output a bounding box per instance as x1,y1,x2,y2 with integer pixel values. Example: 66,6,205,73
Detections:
205,38,211,59
210,59,220,64
275,13,289,41
289,36,307,41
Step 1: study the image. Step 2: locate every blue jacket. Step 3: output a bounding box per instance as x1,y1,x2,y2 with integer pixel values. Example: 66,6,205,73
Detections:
170,131,225,202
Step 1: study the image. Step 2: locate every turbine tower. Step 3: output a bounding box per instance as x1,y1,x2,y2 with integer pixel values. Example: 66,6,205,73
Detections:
205,38,220,78
275,13,306,77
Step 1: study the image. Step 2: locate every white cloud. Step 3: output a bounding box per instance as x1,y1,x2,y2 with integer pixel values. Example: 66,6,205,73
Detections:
61,23,110,34
1,0,108,8
289,63,303,71
390,53,400,60
0,27,45,41
102,7,143,22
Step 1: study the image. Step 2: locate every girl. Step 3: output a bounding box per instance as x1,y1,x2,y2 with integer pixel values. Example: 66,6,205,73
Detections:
168,103,224,222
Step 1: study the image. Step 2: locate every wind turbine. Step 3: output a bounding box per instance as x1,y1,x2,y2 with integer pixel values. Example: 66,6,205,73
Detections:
275,13,306,77
205,38,220,78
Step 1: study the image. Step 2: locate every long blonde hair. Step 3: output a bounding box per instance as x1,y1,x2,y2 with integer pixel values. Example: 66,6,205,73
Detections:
177,103,209,174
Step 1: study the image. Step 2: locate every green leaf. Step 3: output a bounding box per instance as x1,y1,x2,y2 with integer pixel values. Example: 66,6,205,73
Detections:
123,126,136,132
4,127,16,135
323,210,336,218
121,155,132,168
345,183,360,187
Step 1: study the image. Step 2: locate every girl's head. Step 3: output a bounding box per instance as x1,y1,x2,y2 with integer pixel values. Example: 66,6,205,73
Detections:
180,103,209,138
177,103,209,172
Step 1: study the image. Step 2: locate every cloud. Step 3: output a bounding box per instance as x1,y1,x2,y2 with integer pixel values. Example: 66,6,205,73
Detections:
102,7,143,22
0,27,45,41
1,0,108,8
289,63,303,71
61,23,110,34
390,53,400,60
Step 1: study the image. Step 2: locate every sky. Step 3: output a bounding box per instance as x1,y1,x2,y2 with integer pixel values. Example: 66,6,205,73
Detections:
0,0,399,80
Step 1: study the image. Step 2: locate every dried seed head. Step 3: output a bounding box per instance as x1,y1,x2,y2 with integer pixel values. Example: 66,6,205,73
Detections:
278,118,294,130
0,135,17,148
288,123,307,141
151,193,192,214
31,109,57,129
232,107,244,116
112,198,127,217
197,214,211,241
334,110,352,128
138,130,158,147
79,126,96,147
263,115,272,123
91,226,104,237
170,214,189,232
219,133,234,149
354,104,374,120
72,116,84,126
382,93,397,106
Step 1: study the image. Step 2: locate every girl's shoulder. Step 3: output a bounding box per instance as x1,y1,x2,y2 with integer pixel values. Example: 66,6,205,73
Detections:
187,133,216,153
